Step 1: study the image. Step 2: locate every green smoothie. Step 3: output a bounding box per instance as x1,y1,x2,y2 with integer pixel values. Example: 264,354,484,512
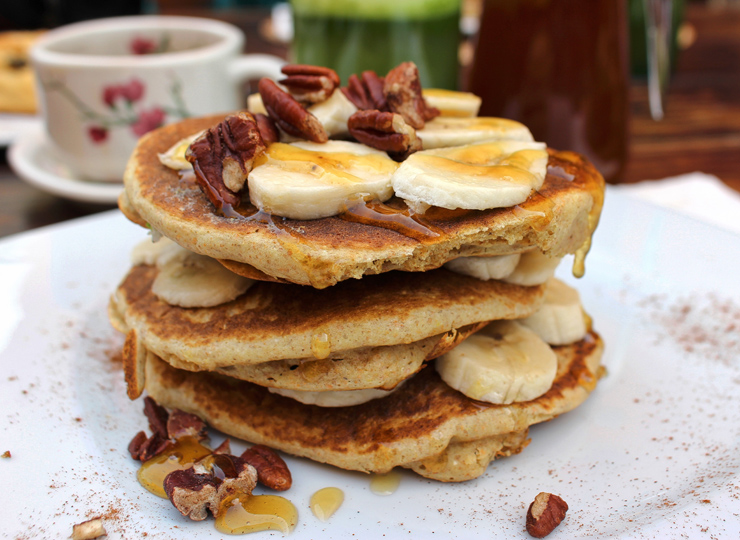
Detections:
291,0,461,89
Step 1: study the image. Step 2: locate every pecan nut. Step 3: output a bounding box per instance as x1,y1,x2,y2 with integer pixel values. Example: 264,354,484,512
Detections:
186,112,267,211
341,71,387,111
348,110,423,161
254,112,279,145
526,492,569,538
143,395,169,438
166,409,208,441
259,78,328,143
383,61,440,129
279,64,340,104
164,454,257,521
240,444,292,491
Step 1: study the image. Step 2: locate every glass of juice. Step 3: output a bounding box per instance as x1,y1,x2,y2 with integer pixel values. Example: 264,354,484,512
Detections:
290,0,461,89
467,0,630,184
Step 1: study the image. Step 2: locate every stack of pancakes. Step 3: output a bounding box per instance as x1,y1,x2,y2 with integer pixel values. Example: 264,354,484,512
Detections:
110,112,605,482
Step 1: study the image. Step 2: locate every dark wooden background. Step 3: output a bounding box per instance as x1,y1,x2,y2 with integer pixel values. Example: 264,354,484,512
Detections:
1,1,739,238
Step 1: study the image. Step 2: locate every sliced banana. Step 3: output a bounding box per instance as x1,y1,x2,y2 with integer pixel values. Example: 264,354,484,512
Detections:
436,320,557,405
307,89,358,138
268,385,400,407
422,88,482,118
247,92,267,116
131,237,176,266
519,278,588,345
248,140,398,220
417,117,534,150
391,140,547,213
157,131,204,171
502,250,562,286
444,253,521,281
150,244,254,308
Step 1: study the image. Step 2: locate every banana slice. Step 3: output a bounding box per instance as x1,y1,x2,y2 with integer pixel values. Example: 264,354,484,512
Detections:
502,250,562,286
150,244,254,308
417,117,534,150
436,320,557,405
519,278,588,345
307,89,358,138
391,140,548,213
247,92,267,116
444,253,521,281
248,140,398,220
131,237,177,266
422,88,482,118
268,385,399,407
157,131,203,171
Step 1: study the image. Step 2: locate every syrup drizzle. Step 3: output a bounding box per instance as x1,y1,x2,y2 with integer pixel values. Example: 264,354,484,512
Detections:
369,469,402,495
136,436,212,499
310,487,344,521
215,494,298,535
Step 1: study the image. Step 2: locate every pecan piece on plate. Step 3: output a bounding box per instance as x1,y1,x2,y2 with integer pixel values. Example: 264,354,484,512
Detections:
259,78,328,143
240,444,292,491
164,454,257,521
186,112,267,211
341,71,387,111
383,61,440,129
526,492,569,538
279,64,340,104
348,110,423,161
166,409,208,441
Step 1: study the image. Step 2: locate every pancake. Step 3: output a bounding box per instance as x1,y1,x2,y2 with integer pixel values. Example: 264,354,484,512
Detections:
143,330,604,481
111,263,545,370
121,115,605,288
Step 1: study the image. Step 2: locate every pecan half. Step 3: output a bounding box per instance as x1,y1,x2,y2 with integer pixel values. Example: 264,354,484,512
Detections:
186,112,267,211
259,78,328,143
240,444,292,491
166,409,208,441
144,396,169,438
254,112,279,145
164,455,257,521
526,492,569,538
279,64,340,104
383,61,440,129
341,71,387,111
348,110,423,161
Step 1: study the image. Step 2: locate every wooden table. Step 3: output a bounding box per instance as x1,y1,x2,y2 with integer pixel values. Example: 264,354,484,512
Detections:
1,2,739,238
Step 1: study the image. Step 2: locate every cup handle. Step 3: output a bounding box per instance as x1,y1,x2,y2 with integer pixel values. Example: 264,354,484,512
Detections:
643,0,673,121
228,54,286,85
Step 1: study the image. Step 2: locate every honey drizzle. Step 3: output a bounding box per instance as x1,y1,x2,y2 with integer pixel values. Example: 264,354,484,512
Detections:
369,469,402,495
339,199,444,242
310,487,344,521
215,494,298,535
136,436,213,499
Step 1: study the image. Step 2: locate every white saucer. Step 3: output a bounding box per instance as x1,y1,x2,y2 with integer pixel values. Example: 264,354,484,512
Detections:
8,125,123,205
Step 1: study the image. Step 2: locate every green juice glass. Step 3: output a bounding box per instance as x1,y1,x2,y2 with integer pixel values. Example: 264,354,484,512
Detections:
290,0,461,89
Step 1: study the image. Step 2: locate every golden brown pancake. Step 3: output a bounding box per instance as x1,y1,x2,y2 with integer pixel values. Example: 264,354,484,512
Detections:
143,330,604,481
121,115,604,288
111,264,545,369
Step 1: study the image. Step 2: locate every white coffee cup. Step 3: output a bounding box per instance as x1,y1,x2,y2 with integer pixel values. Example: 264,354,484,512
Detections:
31,15,285,182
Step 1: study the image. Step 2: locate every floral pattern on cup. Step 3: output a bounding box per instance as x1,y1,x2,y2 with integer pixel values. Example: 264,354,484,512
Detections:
44,77,190,144
130,34,170,55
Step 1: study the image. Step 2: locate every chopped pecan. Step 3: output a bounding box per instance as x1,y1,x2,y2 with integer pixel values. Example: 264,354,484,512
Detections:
240,444,292,491
143,396,169,438
128,430,148,459
259,78,328,143
134,431,173,462
71,517,106,540
212,438,232,455
383,61,440,129
279,64,340,104
164,455,257,521
186,112,267,211
254,112,279,145
341,71,387,111
348,110,423,161
166,409,208,441
526,492,569,538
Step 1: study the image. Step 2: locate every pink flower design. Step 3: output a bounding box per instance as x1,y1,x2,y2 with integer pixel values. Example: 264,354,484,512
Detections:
88,126,108,143
120,78,145,103
131,37,157,55
131,107,165,136
103,86,120,108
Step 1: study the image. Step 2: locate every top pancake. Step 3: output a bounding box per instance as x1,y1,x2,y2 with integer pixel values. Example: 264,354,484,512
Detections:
122,115,605,289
